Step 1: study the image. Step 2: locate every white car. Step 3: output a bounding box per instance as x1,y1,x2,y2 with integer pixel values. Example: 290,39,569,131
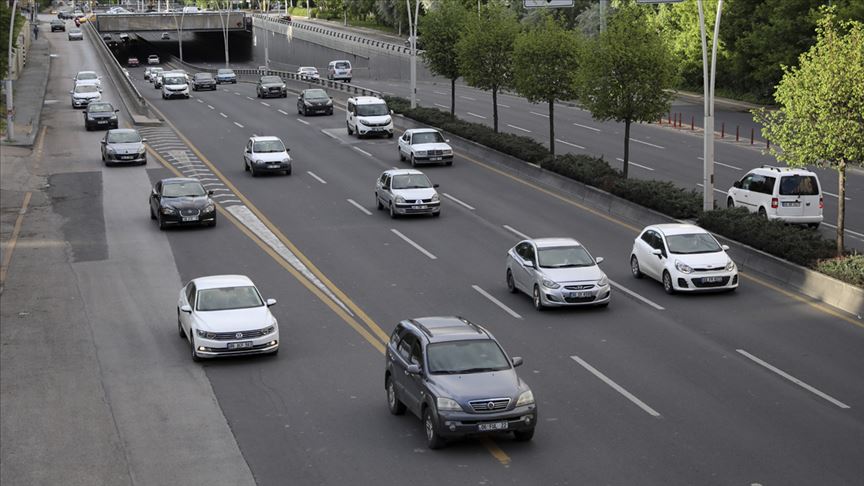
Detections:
178,275,280,361
297,66,320,79
74,70,102,90
161,72,189,99
506,238,610,310
147,54,160,65
243,136,292,176
727,166,823,227
630,224,738,294
346,96,393,138
374,169,440,218
70,83,101,108
398,128,453,166
148,67,164,84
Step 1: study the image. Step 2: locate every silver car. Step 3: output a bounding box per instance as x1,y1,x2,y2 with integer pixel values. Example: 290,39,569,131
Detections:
70,83,101,108
100,128,147,166
374,169,440,218
506,238,611,310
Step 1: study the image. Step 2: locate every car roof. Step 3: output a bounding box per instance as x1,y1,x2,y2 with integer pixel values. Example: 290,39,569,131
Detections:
191,275,255,290
383,168,425,176
351,96,384,104
107,128,139,135
331,59,350,63
161,177,200,185
405,128,439,134
250,136,282,143
76,70,97,76
404,316,491,343
650,223,707,236
529,237,582,248
299,66,317,70
148,54,159,58
749,165,818,176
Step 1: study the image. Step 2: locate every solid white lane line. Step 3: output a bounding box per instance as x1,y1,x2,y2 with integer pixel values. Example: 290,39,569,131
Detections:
472,285,522,319
631,138,665,149
507,124,531,133
460,95,477,101
570,355,662,417
260,101,271,107
277,109,288,115
234,122,244,128
207,104,214,110
390,229,437,260
698,157,742,171
296,118,310,125
443,193,475,210
433,91,447,95
821,222,864,238
307,171,327,184
736,349,851,409
556,139,585,149
574,123,601,132
347,199,372,215
608,280,665,311
467,112,487,119
530,111,549,118
434,103,449,109
822,191,851,201
616,158,654,171
696,183,730,195
353,146,373,157
503,225,531,240
219,112,228,118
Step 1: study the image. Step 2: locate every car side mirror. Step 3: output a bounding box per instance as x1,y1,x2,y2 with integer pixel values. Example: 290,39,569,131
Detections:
286,148,290,152
69,90,73,94
114,109,120,113
207,190,214,196
180,304,192,313
733,181,741,188
445,139,450,143
523,260,535,268
512,356,523,367
595,257,604,264
390,109,394,115
266,298,277,307
721,244,730,251
100,140,106,144
405,364,421,375
652,249,663,257
141,138,148,143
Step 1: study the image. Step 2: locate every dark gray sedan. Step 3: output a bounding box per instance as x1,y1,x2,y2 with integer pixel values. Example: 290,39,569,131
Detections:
297,88,333,116
101,129,147,166
191,72,217,91
84,102,119,130
256,75,286,98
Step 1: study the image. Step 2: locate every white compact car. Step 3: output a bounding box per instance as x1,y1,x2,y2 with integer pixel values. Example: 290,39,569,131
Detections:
630,224,738,294
374,169,440,218
70,83,102,108
727,166,823,227
398,128,453,166
297,66,320,79
178,275,280,361
161,72,189,99
243,136,292,176
506,238,610,310
347,96,393,138
74,70,102,90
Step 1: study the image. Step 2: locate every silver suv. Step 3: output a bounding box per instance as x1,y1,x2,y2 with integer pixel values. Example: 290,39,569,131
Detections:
385,316,537,449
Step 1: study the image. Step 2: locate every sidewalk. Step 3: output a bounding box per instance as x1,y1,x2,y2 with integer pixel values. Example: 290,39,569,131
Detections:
1,17,51,147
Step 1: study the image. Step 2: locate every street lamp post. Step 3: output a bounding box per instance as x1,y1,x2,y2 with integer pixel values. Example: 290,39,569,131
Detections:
5,0,19,141
697,0,723,212
406,0,419,108
172,10,186,62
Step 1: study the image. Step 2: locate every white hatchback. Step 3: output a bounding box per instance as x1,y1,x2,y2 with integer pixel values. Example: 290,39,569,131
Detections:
727,166,823,227
178,275,280,361
630,224,738,294
243,136,292,176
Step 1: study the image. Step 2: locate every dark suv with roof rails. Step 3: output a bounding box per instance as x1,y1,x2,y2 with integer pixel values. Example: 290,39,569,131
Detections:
384,316,537,449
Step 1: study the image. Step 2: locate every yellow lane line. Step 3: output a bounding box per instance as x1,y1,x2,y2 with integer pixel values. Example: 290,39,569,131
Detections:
480,437,512,465
0,192,33,288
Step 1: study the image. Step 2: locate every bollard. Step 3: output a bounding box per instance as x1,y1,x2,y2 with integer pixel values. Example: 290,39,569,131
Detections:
750,128,754,145
678,113,682,128
767,138,770,149
668,112,672,125
736,126,739,142
721,122,725,138
691,116,694,130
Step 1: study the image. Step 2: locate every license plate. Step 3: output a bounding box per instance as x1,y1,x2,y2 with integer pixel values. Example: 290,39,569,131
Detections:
412,205,427,210
478,421,509,432
121,155,134,160
182,216,198,222
268,164,280,169
430,157,442,161
782,202,800,207
97,120,108,124
227,341,253,350
702,276,723,283
569,291,592,298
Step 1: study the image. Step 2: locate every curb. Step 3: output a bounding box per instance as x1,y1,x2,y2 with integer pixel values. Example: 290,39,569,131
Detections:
1,28,51,147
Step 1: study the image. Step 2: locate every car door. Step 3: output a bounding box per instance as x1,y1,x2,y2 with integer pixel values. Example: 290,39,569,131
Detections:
178,282,196,338
149,181,161,215
644,231,668,279
394,332,424,415
378,174,392,207
398,132,409,158
732,174,754,209
512,242,536,291
243,140,253,166
347,100,356,131
636,230,661,279
297,92,304,111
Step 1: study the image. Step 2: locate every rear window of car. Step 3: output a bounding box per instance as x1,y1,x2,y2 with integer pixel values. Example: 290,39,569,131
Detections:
195,73,213,80
334,62,350,69
217,69,234,75
107,131,141,143
779,175,819,196
88,103,113,112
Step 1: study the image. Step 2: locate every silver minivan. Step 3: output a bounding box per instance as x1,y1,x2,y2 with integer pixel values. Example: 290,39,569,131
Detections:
327,60,352,83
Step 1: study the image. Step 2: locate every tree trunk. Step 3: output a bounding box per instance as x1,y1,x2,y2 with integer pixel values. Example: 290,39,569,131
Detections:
450,78,456,119
836,159,846,256
622,119,631,179
492,88,498,133
548,98,555,159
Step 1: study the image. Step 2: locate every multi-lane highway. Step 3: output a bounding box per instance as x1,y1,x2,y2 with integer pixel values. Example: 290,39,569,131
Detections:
3,18,863,485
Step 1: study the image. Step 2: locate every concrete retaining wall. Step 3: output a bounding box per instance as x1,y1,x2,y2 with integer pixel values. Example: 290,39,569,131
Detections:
95,12,246,33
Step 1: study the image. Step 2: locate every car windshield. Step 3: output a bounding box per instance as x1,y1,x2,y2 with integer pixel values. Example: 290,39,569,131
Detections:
106,131,141,143
164,76,185,85
195,73,213,80
162,181,206,197
779,175,819,196
412,131,444,144
148,55,158,59
357,103,389,116
537,245,594,268
253,140,285,153
427,340,511,374
261,76,282,84
78,72,97,80
217,69,234,75
666,233,722,254
391,174,432,189
75,84,99,93
70,28,81,33
196,286,263,312
334,61,349,69
300,67,317,73
88,103,113,113
305,89,328,99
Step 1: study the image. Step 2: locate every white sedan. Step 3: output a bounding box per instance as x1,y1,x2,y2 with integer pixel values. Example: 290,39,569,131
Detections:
297,66,320,79
177,275,280,361
397,128,453,166
630,224,738,294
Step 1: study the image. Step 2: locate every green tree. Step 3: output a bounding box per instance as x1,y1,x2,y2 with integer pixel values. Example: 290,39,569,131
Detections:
0,3,26,80
576,3,676,178
754,9,864,255
456,2,520,132
512,16,580,157
420,0,468,118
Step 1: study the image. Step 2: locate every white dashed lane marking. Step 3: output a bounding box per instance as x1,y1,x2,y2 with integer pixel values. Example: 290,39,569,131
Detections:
472,285,522,319
390,229,437,260
347,199,372,215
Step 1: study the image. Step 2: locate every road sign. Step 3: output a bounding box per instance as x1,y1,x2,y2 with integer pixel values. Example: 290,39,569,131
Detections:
523,0,574,8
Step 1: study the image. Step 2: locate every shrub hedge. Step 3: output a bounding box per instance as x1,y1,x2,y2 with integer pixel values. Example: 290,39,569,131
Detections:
815,254,864,287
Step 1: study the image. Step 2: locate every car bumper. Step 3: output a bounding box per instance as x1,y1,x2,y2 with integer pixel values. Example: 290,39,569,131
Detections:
357,126,393,137
672,270,739,292
261,90,286,98
302,105,332,114
393,201,440,216
160,210,216,225
540,284,612,306
86,118,118,129
106,153,147,164
413,154,453,164
768,214,823,224
164,89,190,98
194,83,217,90
252,162,291,173
148,60,159,64
68,35,83,40
194,336,279,358
435,405,537,438
72,98,98,108
216,78,237,84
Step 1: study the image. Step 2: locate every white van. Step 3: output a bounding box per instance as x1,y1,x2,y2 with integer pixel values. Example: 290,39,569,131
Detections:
327,60,352,83
726,166,823,227
182,6,200,13
346,96,393,138
161,72,190,99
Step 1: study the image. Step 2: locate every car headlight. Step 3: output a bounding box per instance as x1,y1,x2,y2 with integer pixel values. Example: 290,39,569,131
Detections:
395,195,405,203
161,206,177,215
725,260,736,272
138,147,146,155
358,119,368,126
516,390,535,406
203,203,215,213
282,157,291,164
597,275,608,287
109,115,117,120
196,329,217,339
384,116,392,125
675,260,693,274
106,147,116,155
443,149,453,155
416,150,427,156
436,397,463,412
261,325,275,335
326,99,332,106
541,278,560,289
304,101,312,106
254,159,264,165
430,193,439,202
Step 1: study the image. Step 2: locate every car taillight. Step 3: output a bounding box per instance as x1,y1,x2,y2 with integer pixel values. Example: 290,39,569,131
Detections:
771,198,778,209
819,196,824,209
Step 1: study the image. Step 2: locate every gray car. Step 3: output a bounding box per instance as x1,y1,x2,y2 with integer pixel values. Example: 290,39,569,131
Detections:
256,75,287,98
385,316,536,449
506,237,611,310
374,169,440,218
101,128,147,166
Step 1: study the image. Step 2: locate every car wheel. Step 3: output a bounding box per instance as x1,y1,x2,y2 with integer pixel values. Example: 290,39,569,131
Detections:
506,269,517,293
432,211,440,218
346,122,353,135
513,428,535,442
284,167,291,176
190,336,202,362
423,407,445,450
282,93,287,98
445,160,453,166
158,214,167,230
386,376,406,415
328,109,333,116
375,193,383,210
410,154,416,167
389,203,397,219
250,165,257,177
177,313,185,338
244,159,249,172
662,271,675,294
533,285,545,311
758,207,768,219
630,255,643,279
388,132,393,139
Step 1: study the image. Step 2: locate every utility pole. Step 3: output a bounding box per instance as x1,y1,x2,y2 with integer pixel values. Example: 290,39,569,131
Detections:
6,0,18,141
406,0,419,108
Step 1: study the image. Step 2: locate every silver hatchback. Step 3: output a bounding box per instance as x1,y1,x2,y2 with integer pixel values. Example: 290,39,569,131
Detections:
506,238,610,310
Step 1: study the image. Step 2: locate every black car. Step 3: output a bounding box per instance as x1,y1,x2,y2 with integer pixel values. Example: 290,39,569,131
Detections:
191,72,217,91
149,178,217,230
385,316,536,449
297,88,333,116
50,19,66,32
256,75,287,98
84,102,119,130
